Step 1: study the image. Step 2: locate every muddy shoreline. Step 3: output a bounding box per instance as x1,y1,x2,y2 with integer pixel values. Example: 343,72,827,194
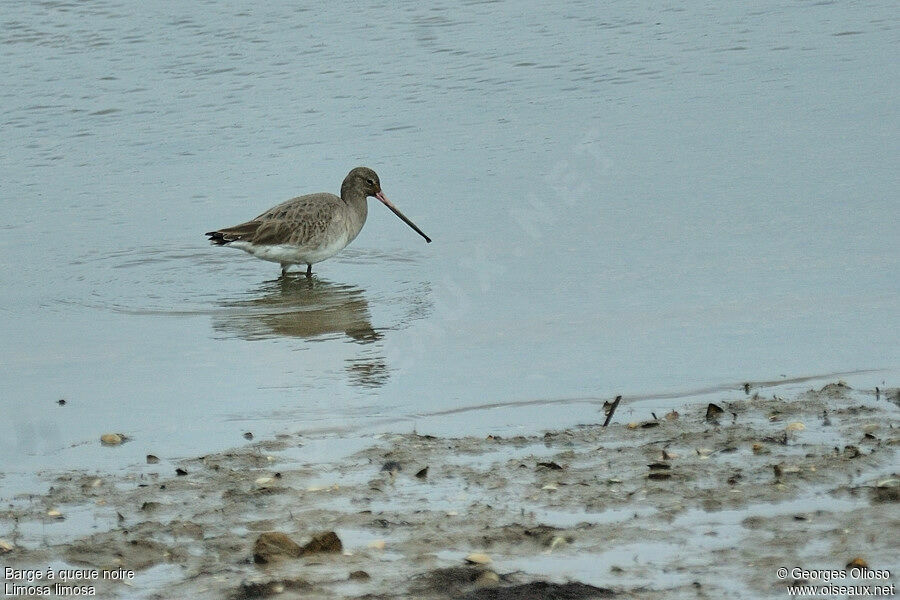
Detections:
2,382,898,598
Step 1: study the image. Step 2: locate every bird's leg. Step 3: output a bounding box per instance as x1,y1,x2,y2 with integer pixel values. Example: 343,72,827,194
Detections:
305,264,312,278
280,264,289,278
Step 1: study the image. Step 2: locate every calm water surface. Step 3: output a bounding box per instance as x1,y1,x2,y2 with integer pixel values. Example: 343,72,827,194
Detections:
1,1,897,479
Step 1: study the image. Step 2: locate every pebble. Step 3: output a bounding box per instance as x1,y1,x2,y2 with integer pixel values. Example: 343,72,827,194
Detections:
705,403,724,421
381,461,402,474
100,433,123,446
253,532,302,563
752,443,768,455
302,531,343,554
474,571,500,588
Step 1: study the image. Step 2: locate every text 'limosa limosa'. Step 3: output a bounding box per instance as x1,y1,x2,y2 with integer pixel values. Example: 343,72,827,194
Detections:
206,167,431,277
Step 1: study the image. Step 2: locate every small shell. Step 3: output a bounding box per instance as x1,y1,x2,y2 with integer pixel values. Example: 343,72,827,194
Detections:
548,536,567,551
465,553,492,565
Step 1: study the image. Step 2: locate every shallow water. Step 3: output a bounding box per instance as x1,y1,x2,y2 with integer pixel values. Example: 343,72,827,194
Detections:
1,2,897,482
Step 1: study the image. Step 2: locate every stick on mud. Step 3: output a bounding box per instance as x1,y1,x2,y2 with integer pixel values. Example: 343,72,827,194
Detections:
603,395,622,427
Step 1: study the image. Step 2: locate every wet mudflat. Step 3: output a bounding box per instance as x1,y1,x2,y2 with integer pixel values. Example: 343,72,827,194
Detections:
3,0,899,484
2,382,897,598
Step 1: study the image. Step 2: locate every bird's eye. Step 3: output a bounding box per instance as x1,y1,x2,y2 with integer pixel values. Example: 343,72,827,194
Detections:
366,178,375,185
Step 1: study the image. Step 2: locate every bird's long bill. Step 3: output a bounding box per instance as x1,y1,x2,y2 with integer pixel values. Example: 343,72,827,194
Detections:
375,191,432,243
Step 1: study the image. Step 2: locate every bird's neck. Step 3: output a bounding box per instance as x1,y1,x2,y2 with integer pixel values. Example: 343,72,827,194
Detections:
342,188,369,237
340,179,367,203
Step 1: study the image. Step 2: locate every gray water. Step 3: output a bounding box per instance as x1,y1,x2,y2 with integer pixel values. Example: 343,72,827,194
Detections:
1,1,897,479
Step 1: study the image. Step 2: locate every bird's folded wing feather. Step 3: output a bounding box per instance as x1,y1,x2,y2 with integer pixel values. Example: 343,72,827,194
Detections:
209,194,344,247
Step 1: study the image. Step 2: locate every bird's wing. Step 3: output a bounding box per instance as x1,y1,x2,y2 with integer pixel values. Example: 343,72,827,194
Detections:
207,193,344,248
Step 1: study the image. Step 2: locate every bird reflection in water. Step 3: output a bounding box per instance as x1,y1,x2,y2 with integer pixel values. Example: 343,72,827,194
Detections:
211,277,389,388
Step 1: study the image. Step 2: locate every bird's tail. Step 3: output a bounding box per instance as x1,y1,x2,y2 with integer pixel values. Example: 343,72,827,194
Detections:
205,230,232,246
205,221,262,246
